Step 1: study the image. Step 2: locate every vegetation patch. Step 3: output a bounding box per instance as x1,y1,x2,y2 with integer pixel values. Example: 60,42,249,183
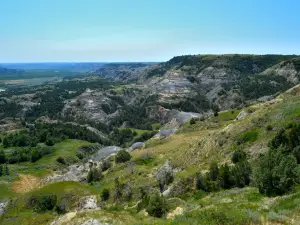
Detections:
235,130,259,145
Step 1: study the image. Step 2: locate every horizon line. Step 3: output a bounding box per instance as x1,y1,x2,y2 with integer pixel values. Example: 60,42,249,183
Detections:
1,53,300,64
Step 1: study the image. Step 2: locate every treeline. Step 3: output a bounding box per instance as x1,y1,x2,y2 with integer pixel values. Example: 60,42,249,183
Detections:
0,99,22,119
111,94,160,130
164,54,296,75
0,146,53,164
194,123,300,196
2,122,110,149
237,74,292,100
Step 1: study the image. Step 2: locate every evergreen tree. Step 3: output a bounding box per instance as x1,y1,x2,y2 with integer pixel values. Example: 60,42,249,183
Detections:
114,177,122,202
101,188,110,201
209,162,219,181
146,192,168,218
115,150,131,163
255,147,300,196
232,150,247,164
0,149,6,164
231,161,252,187
31,149,42,162
87,168,102,183
195,173,207,191
219,163,232,189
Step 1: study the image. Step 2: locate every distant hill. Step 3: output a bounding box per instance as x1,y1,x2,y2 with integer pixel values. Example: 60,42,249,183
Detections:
90,62,157,82
0,66,24,75
127,54,300,112
1,62,105,71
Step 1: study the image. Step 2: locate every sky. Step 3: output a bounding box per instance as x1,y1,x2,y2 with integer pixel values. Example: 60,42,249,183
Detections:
0,0,300,62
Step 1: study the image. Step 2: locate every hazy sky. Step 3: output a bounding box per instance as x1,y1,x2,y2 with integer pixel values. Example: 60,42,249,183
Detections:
0,0,299,62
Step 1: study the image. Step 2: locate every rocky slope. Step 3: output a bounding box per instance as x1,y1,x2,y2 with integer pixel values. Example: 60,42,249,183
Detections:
133,55,300,111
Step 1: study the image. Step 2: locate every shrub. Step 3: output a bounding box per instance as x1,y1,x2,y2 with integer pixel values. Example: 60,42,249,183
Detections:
36,194,57,212
218,163,232,189
195,173,208,191
101,159,112,171
231,161,252,188
232,150,247,164
115,150,131,163
254,147,300,196
146,192,168,218
31,149,42,162
87,168,103,183
209,162,219,181
190,117,196,125
0,149,6,163
266,124,273,131
101,188,110,201
45,138,55,146
56,157,66,165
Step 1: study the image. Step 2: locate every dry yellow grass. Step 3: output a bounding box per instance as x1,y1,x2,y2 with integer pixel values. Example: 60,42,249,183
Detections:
12,174,41,193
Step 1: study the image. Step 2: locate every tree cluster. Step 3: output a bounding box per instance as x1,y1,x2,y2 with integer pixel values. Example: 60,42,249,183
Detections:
254,123,300,196
196,152,251,192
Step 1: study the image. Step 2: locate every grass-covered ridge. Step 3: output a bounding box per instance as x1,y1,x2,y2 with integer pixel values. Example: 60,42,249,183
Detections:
3,85,300,224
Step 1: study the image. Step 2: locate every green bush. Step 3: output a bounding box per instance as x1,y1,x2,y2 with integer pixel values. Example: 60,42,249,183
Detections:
232,150,247,164
56,157,66,165
195,173,208,191
254,148,300,196
146,192,168,218
0,149,6,163
218,163,232,189
115,150,131,163
230,161,252,188
209,162,219,181
255,124,300,196
87,168,103,183
190,117,196,125
101,159,112,171
31,149,42,162
101,188,110,201
45,138,55,146
36,194,57,212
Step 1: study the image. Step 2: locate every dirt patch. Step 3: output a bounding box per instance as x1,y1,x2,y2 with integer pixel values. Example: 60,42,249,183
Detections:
12,174,40,193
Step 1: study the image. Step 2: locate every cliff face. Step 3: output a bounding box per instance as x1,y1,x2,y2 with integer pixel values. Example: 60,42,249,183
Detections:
131,55,300,111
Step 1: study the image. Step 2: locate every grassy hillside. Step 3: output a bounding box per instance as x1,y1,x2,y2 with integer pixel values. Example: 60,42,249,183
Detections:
2,86,300,224
2,57,300,224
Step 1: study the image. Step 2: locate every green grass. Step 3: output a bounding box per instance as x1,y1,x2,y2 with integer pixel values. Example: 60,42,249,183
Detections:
6,139,94,176
1,181,99,225
235,129,259,145
151,123,161,130
0,181,16,199
111,84,133,94
271,190,300,214
171,205,252,225
118,128,151,135
31,181,99,197
212,110,241,123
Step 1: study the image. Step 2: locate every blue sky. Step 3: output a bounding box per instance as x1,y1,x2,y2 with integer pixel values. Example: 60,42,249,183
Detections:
0,0,299,62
